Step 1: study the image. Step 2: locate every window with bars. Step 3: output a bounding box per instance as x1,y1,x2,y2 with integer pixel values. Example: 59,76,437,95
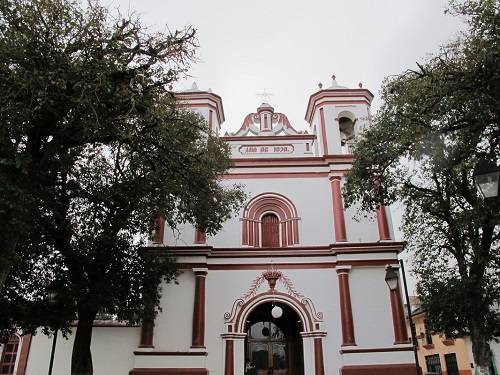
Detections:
444,353,459,375
0,335,19,375
424,320,433,345
425,354,442,375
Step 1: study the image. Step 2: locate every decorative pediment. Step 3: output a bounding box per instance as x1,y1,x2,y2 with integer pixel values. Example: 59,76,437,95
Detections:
223,268,323,333
231,103,303,137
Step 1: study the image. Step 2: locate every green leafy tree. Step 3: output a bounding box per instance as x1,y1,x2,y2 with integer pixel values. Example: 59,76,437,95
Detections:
0,0,244,374
0,0,194,292
343,1,499,374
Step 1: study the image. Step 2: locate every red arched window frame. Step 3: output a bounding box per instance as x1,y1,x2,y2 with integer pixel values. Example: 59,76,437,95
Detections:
242,193,300,248
0,335,19,375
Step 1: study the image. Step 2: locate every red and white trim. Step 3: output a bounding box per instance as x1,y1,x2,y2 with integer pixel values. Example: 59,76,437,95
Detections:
175,91,225,124
340,364,417,375
153,216,165,244
241,193,300,247
139,321,154,348
336,267,356,346
220,333,246,375
319,107,329,155
330,176,347,242
191,268,208,348
376,205,391,240
129,369,209,375
305,89,374,124
386,266,409,344
194,229,206,244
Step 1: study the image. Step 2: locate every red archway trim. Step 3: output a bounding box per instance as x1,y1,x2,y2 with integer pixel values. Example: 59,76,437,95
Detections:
231,291,321,333
242,193,300,247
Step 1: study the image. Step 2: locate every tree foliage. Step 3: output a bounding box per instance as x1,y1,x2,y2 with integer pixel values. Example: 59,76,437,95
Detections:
344,1,499,374
0,0,244,374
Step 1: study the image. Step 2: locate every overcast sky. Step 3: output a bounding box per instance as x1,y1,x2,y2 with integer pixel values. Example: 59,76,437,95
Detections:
110,0,465,292
111,0,465,135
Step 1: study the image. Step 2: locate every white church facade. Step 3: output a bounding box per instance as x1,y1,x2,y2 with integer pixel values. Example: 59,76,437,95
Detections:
1,78,417,375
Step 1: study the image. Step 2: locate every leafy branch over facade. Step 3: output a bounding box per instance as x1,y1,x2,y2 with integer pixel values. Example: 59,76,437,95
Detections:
0,0,244,374
344,1,499,374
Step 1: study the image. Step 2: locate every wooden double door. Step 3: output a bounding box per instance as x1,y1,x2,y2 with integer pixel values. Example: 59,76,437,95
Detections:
245,304,303,375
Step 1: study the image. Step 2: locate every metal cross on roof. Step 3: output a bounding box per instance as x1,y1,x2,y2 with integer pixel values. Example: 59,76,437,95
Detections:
256,89,274,103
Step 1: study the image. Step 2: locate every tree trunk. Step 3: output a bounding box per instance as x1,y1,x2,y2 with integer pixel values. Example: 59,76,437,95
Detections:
0,234,19,293
471,322,492,375
71,305,98,375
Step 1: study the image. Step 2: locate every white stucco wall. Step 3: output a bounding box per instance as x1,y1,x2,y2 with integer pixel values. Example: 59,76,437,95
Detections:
154,271,195,351
164,174,385,248
343,197,380,243
211,177,335,247
349,267,396,347
25,327,139,375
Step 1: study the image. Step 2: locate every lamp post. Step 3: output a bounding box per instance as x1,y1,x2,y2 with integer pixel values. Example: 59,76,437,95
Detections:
385,263,421,375
473,159,500,198
47,289,59,375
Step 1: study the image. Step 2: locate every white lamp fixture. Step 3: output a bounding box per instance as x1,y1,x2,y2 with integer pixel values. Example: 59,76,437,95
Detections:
473,159,500,198
271,305,283,319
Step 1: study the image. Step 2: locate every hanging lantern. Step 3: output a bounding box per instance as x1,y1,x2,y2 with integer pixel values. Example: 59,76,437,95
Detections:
271,305,283,319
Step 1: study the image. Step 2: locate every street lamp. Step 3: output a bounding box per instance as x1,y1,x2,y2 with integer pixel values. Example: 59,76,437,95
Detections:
384,265,399,291
473,159,500,198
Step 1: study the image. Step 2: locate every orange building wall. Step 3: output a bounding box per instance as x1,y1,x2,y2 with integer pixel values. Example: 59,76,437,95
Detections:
409,313,473,375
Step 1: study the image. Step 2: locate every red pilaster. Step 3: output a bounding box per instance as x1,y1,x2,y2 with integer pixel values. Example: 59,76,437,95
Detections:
139,321,154,348
153,216,165,244
319,107,329,155
337,267,356,346
208,110,213,133
224,339,234,375
389,282,409,344
195,229,206,244
16,334,32,375
376,205,391,240
192,268,208,347
330,176,347,242
314,338,325,375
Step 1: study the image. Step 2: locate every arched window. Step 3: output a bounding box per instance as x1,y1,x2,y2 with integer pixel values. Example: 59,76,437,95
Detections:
261,213,279,247
0,335,19,375
242,193,300,248
338,111,356,155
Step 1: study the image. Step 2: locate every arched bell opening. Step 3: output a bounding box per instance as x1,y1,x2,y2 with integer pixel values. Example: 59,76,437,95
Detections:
338,111,356,155
244,302,304,375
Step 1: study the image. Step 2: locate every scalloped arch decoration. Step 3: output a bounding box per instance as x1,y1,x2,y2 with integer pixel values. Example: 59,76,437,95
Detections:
223,272,323,333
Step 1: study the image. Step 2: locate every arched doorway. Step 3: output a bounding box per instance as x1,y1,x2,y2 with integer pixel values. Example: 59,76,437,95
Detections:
244,302,304,375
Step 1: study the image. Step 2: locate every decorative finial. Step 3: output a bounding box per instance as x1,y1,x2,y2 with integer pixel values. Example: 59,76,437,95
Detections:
263,268,282,290
256,89,274,104
318,82,323,89
332,74,336,80
191,82,198,90
207,88,212,93
358,82,363,88
168,84,173,91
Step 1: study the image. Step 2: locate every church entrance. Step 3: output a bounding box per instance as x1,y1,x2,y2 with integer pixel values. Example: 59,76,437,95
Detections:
244,302,304,375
